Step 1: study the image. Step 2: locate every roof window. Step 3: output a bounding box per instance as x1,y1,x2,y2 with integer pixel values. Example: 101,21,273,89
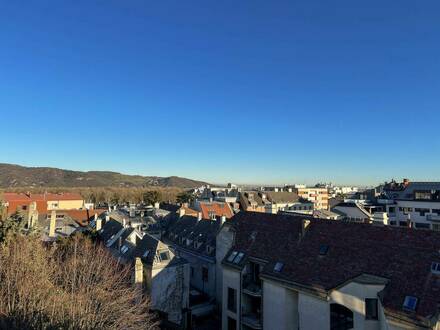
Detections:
274,262,284,272
319,244,329,256
403,296,418,311
431,262,440,274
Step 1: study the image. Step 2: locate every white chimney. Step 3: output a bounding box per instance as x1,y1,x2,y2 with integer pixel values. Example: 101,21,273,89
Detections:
218,215,226,227
49,210,56,238
96,218,102,231
197,212,203,221
105,215,110,222
154,202,160,209
123,218,127,228
179,208,185,218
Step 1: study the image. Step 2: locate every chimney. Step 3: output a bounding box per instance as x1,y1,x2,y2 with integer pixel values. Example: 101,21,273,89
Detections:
403,178,410,187
105,215,110,222
179,208,185,218
154,202,160,209
134,257,144,285
96,218,102,231
118,236,122,251
122,218,127,228
218,215,226,227
301,219,311,237
197,212,203,221
49,210,56,238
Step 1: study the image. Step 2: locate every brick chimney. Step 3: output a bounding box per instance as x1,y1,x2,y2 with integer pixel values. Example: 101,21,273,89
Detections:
49,210,56,237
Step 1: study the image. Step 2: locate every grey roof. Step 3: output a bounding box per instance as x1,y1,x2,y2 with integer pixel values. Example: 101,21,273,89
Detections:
165,215,219,257
384,182,440,200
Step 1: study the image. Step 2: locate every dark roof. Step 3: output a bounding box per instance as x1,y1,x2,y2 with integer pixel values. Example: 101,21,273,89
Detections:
160,202,180,213
266,191,300,204
224,212,440,326
100,219,123,242
165,215,220,257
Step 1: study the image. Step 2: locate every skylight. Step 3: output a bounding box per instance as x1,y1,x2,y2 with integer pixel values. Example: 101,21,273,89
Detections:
403,296,418,311
143,250,150,258
274,262,284,272
121,245,129,254
227,251,238,262
233,252,244,264
431,262,440,274
319,244,329,256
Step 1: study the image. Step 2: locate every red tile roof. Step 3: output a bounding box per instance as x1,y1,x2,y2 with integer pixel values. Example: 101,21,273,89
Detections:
199,202,233,219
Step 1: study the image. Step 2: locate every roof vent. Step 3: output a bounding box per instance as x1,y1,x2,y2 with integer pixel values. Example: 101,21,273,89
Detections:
431,262,440,275
403,296,418,312
319,244,329,256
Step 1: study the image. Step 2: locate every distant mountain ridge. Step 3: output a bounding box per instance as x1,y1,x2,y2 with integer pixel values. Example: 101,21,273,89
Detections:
0,163,208,188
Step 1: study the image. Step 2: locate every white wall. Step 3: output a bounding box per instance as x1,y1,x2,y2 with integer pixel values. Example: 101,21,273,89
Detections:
299,292,330,330
221,267,241,330
263,280,298,330
216,224,234,306
330,282,385,330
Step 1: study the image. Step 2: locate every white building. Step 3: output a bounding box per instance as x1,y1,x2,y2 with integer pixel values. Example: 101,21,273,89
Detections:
379,180,440,231
219,212,440,330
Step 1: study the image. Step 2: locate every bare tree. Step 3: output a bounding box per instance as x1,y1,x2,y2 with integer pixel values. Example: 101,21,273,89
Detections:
0,233,157,330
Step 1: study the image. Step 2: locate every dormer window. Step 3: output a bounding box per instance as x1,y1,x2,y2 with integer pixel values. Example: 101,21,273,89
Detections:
227,251,238,262
403,296,418,311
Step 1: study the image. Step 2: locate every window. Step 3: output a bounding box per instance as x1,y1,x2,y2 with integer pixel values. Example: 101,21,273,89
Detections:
227,288,236,313
202,266,208,282
399,221,409,227
403,296,418,311
227,317,237,330
121,245,129,254
415,191,432,200
330,303,354,330
319,244,329,255
274,262,284,272
415,208,430,216
365,299,378,320
414,223,430,229
227,251,238,262
233,252,244,264
431,262,440,275
190,266,194,278
142,250,150,258
388,207,396,214
22,205,27,211
432,209,440,215
159,251,170,261
433,224,440,232
390,221,397,226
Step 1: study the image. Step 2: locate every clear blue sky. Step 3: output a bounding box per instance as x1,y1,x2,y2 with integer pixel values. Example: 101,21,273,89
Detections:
1,1,439,186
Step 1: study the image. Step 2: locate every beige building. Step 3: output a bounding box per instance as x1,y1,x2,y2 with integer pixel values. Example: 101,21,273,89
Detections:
296,187,329,210
219,212,440,330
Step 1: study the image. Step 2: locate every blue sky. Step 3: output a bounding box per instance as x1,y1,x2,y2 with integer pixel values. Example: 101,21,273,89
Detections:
0,0,439,185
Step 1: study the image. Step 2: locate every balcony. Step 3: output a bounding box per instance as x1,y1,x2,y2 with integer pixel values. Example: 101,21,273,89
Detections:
427,214,440,222
242,275,262,297
241,312,262,329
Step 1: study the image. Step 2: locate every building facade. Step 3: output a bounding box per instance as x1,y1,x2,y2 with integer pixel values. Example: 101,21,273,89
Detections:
220,212,440,330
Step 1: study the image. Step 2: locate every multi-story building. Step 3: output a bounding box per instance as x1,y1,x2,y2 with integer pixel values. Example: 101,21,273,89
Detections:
295,187,329,210
219,212,440,330
97,218,190,327
379,179,440,231
2,192,85,215
239,191,313,214
164,213,226,322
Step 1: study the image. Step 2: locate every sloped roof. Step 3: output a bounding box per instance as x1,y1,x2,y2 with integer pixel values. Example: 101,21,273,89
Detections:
199,202,233,219
224,212,440,326
165,215,219,257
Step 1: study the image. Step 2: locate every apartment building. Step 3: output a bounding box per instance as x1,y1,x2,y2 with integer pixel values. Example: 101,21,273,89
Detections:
219,212,440,330
2,192,84,215
379,180,440,231
98,218,190,326
296,187,329,210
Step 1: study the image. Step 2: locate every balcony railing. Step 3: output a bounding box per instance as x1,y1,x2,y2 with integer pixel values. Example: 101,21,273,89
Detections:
242,275,262,296
427,214,440,222
241,312,262,329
